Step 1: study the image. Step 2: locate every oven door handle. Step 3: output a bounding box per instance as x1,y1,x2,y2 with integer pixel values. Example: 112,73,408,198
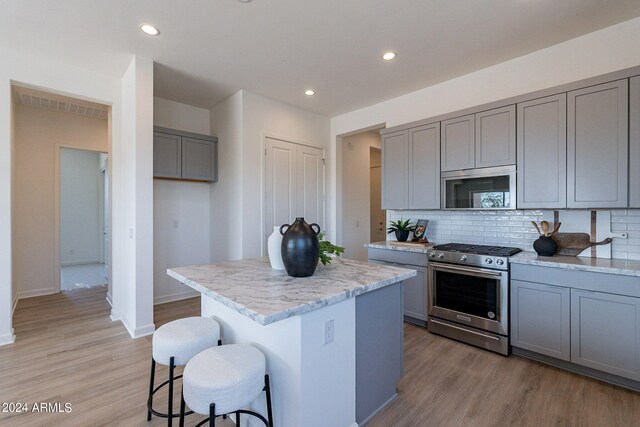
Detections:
429,262,504,277
429,319,500,341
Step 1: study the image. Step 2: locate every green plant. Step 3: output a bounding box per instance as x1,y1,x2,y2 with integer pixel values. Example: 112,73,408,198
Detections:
386,218,415,234
318,232,345,265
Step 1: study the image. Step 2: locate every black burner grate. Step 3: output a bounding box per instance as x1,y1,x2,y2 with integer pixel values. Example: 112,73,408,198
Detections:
432,243,521,257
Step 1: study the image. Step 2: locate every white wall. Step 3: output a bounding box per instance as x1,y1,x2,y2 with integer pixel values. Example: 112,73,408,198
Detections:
210,91,243,263
341,131,381,261
13,105,107,298
241,91,331,258
328,17,640,243
153,97,210,304
0,45,125,346
60,149,103,266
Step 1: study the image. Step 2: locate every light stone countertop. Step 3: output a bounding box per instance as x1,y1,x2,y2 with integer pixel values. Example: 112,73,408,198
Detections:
510,251,640,277
366,241,435,254
168,257,417,325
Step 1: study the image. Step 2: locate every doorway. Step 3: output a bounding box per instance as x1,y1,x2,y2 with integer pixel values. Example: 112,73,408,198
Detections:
59,148,108,291
370,147,386,243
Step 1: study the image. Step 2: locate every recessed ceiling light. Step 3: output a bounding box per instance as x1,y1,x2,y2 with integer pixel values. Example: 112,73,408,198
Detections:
305,89,315,96
238,0,252,2
382,52,396,61
140,24,160,36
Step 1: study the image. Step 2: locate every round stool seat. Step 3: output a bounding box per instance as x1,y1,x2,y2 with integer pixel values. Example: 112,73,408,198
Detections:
183,344,266,415
152,317,220,366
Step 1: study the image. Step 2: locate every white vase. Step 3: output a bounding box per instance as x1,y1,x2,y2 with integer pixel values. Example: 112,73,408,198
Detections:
267,226,285,270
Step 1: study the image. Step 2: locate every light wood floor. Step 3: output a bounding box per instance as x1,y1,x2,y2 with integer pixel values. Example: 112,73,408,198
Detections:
1,288,639,427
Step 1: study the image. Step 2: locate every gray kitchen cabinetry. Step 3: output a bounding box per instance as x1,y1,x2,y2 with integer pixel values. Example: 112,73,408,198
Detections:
571,290,640,381
441,106,515,172
511,280,570,361
567,79,628,208
441,114,474,172
511,263,640,387
382,123,440,210
153,126,218,182
381,130,408,209
630,76,640,208
367,248,428,325
516,94,567,209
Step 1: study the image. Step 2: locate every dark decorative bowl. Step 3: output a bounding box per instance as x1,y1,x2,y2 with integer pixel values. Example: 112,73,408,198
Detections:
533,236,557,256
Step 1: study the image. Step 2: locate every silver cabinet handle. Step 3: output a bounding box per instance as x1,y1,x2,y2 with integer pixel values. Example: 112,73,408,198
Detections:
429,319,500,341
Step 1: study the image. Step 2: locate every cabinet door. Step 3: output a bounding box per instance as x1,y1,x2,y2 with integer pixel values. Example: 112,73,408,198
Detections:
381,130,408,209
402,265,427,321
567,80,628,208
181,137,217,181
511,280,570,361
408,123,440,209
475,105,516,168
441,114,474,172
516,94,567,209
153,131,182,178
630,76,640,208
571,290,640,381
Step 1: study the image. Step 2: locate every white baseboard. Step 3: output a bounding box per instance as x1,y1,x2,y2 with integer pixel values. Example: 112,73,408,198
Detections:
0,329,16,346
12,294,19,317
106,292,113,307
17,288,55,299
60,260,102,267
154,289,199,305
109,310,121,321
121,316,155,339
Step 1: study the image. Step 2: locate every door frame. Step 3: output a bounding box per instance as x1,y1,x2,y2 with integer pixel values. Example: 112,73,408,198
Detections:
54,145,110,293
262,133,325,256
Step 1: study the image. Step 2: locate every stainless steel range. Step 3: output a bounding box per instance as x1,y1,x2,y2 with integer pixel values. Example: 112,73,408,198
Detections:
427,243,521,355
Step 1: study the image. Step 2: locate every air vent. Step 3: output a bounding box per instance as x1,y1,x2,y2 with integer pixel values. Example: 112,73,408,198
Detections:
14,89,108,119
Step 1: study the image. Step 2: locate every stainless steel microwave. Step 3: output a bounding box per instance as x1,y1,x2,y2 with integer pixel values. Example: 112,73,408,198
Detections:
441,165,516,210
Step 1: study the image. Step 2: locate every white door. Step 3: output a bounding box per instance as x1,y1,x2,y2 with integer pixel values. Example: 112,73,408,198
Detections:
103,159,109,280
265,138,324,249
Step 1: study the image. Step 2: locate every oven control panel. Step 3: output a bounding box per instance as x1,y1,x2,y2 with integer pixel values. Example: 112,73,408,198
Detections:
428,251,509,270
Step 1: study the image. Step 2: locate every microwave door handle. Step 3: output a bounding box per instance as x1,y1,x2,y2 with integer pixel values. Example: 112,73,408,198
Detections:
431,263,504,277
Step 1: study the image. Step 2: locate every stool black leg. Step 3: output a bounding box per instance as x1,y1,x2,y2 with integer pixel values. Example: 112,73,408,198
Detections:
168,356,175,427
235,411,240,425
147,358,156,421
209,403,216,427
265,374,274,427
179,390,186,427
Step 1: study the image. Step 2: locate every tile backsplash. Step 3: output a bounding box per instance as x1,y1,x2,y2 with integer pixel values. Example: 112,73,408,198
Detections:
387,209,640,260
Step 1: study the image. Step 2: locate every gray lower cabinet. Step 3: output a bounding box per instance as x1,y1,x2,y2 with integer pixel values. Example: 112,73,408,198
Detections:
630,76,640,208
516,94,567,209
367,248,428,323
571,289,640,381
567,79,628,208
511,280,570,361
153,126,218,182
382,123,440,210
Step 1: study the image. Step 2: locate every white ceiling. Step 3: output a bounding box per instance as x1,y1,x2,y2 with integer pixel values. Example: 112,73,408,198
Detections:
2,0,640,117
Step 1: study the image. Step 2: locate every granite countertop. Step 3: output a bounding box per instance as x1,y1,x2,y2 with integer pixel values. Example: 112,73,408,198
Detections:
366,241,435,254
510,251,640,277
168,257,416,326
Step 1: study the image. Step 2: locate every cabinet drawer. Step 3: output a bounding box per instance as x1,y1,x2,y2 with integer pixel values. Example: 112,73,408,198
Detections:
367,248,428,267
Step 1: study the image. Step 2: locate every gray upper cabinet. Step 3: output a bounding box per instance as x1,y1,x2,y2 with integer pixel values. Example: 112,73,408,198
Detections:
153,132,182,179
571,289,640,381
382,123,440,210
409,123,440,209
516,94,567,209
381,130,409,209
567,80,628,208
511,280,570,361
630,76,640,208
153,127,218,182
441,114,474,172
475,105,516,168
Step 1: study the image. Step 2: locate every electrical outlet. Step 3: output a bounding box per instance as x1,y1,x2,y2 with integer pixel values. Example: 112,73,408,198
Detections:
324,319,334,344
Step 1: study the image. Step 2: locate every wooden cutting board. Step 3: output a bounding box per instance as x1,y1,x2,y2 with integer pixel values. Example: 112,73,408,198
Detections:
552,232,613,256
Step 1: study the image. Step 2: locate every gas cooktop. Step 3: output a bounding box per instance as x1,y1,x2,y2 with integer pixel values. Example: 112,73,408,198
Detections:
432,243,522,257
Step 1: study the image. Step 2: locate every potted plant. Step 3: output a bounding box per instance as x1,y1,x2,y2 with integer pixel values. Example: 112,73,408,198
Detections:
386,219,415,242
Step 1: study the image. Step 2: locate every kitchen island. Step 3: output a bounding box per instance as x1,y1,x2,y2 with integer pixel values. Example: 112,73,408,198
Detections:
168,257,416,427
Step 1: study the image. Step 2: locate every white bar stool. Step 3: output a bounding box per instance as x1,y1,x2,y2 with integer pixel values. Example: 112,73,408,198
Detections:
147,316,221,426
179,344,274,427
